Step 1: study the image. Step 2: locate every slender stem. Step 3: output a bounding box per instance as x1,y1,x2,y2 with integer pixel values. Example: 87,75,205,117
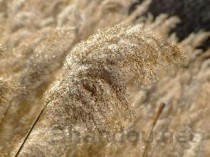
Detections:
142,102,166,157
15,104,48,157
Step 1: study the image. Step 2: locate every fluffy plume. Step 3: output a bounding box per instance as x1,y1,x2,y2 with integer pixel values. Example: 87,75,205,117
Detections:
0,0,210,157
15,24,183,157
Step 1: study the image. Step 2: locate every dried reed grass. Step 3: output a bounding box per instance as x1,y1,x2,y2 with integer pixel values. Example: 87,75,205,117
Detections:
0,0,209,157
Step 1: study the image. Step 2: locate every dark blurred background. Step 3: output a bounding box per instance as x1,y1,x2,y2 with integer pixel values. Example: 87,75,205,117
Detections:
129,0,210,50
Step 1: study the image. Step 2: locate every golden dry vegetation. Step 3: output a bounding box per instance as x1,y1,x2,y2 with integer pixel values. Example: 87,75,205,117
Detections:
0,0,210,157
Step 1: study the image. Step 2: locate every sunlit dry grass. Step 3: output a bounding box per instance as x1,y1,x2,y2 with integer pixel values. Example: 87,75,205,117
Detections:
0,0,210,157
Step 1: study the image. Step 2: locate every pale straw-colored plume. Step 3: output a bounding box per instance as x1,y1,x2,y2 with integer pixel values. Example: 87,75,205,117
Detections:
0,0,210,157
14,24,183,156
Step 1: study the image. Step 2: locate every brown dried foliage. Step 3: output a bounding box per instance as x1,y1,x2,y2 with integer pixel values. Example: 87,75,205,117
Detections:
0,0,209,157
